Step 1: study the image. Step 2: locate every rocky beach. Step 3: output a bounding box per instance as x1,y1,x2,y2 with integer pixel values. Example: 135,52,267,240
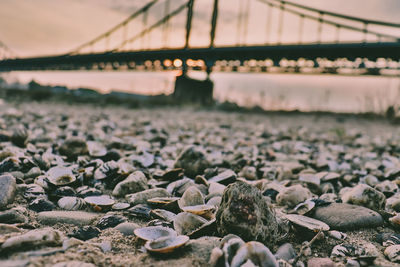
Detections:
1,101,400,267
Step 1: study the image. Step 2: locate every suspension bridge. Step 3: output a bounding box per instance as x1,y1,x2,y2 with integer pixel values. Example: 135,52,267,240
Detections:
0,0,400,77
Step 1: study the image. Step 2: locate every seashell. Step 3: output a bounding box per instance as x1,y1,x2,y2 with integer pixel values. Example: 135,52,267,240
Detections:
157,168,184,181
34,175,49,190
173,212,208,236
147,219,173,228
134,226,177,241
0,157,20,173
206,196,222,207
178,186,205,209
378,233,400,247
87,141,107,157
208,169,237,185
285,214,330,232
208,182,226,196
145,235,189,254
23,184,46,200
147,197,180,210
76,186,102,198
375,180,398,197
96,214,127,230
181,204,216,220
188,218,216,239
11,127,29,147
94,161,119,180
28,197,56,212
293,199,315,215
230,241,278,267
150,209,177,222
1,228,63,251
317,172,340,182
84,195,115,212
327,230,347,240
112,202,130,210
46,166,76,186
58,197,85,211
166,178,195,197
49,186,77,201
127,204,152,219
389,214,400,229
68,225,101,241
220,236,246,267
331,244,358,258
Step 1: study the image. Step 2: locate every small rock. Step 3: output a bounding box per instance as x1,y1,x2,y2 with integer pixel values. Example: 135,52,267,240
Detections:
276,184,311,208
313,203,383,230
37,211,99,226
341,184,386,211
52,261,96,267
307,258,335,267
0,174,16,209
1,228,64,252
0,207,28,223
216,181,286,245
62,237,84,250
114,222,140,236
126,188,170,206
0,224,21,235
112,171,148,197
174,146,210,178
0,259,29,267
274,243,296,262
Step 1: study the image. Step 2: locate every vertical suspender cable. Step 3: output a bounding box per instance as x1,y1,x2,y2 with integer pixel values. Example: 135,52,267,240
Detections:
317,12,323,43
298,14,304,44
210,0,219,47
185,0,195,49
163,0,170,48
141,10,149,50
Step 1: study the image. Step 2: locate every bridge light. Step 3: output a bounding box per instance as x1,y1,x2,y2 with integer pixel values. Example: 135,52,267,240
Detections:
173,59,183,67
163,59,172,67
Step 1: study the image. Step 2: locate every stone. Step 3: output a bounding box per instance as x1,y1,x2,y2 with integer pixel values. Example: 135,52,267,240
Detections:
307,258,335,267
274,243,296,262
52,261,96,267
0,174,16,209
276,184,311,208
28,197,56,212
114,222,140,236
37,211,99,226
0,207,28,224
1,228,64,252
126,188,170,206
313,203,383,231
96,214,127,230
341,184,386,211
112,171,148,197
216,181,286,245
174,146,210,177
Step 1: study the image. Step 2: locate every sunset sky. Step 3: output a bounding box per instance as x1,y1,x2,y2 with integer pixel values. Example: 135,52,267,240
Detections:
1,0,400,57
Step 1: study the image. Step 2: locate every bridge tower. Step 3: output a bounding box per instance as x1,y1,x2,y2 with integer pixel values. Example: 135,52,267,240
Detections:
173,0,217,105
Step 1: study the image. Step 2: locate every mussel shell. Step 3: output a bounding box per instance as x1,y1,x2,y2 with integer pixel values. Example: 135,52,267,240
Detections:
46,166,76,186
134,226,177,241
285,214,330,232
177,186,205,209
147,219,174,228
112,202,130,210
87,141,107,157
58,197,85,211
181,204,216,220
150,209,177,222
145,235,189,254
126,204,152,219
84,195,115,211
23,184,46,200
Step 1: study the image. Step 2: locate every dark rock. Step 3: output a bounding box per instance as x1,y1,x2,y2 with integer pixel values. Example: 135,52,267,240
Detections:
11,127,29,147
0,207,28,223
216,181,286,245
0,174,16,209
313,203,383,231
68,226,101,241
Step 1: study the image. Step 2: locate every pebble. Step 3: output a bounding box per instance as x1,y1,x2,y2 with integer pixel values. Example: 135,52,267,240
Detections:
307,258,335,267
276,184,312,208
37,211,99,226
216,181,286,245
0,174,17,209
1,228,64,252
52,261,96,267
313,203,383,230
174,146,210,178
341,184,386,211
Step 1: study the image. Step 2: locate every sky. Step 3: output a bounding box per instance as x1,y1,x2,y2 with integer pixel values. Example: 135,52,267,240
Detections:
1,0,400,57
